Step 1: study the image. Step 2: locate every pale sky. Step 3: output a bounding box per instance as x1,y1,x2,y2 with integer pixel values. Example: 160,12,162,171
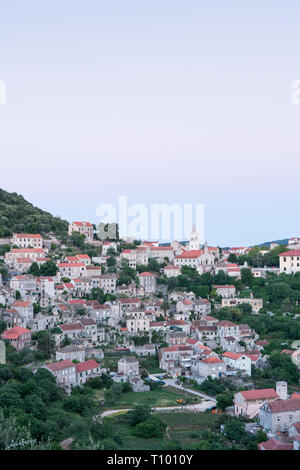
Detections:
0,1,300,246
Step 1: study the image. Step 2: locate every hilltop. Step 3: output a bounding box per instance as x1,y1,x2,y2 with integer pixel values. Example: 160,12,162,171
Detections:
0,188,69,237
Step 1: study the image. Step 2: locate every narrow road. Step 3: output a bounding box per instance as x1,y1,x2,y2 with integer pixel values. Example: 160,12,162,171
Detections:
98,400,216,419
164,380,217,403
148,375,217,403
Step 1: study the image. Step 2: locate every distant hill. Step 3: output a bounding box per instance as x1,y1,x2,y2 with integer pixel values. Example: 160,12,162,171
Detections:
256,239,289,248
221,239,289,250
0,188,69,237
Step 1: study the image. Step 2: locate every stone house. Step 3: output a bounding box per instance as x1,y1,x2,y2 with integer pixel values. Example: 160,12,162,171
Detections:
118,356,139,377
134,344,156,356
45,360,77,392
192,356,226,379
234,385,282,419
260,398,300,434
222,351,252,376
76,359,102,385
56,345,85,362
1,326,31,351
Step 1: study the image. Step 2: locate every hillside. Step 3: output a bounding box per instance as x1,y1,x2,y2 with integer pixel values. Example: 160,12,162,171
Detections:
0,188,69,237
256,239,289,248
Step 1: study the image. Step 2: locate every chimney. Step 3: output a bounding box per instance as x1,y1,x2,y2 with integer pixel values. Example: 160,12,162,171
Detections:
276,381,288,400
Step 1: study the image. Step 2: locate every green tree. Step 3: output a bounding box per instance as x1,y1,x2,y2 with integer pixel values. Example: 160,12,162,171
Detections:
216,391,234,410
37,331,55,356
132,415,166,438
128,405,152,427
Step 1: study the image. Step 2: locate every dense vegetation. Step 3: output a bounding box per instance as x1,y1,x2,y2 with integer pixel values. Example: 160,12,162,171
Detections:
0,188,68,237
228,244,287,267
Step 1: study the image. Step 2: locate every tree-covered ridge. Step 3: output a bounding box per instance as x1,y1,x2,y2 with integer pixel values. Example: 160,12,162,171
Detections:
0,188,68,237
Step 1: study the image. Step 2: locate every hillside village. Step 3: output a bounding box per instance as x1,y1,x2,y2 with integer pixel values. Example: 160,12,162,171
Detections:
1,216,300,450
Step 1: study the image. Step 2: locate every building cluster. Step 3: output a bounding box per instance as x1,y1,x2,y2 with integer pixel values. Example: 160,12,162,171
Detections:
0,224,298,404
234,381,300,450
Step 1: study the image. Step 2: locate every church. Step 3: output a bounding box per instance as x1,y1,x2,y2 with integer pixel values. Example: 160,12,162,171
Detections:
174,225,218,273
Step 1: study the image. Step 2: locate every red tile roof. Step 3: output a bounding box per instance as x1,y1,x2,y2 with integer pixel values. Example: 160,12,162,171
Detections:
240,388,279,400
58,263,85,268
213,284,235,289
222,351,244,360
11,248,44,253
11,301,30,307
267,398,300,413
14,233,42,238
119,298,140,303
46,360,75,372
202,357,224,364
75,359,99,373
2,326,30,340
73,221,92,227
59,323,84,331
290,393,300,400
279,250,300,257
175,250,203,259
258,438,293,450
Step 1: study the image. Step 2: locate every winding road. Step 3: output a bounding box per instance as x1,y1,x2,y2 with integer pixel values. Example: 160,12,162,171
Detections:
99,400,216,419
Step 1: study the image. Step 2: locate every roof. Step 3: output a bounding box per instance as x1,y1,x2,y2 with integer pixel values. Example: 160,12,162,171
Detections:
11,248,44,253
186,339,198,344
80,318,96,326
150,246,173,251
59,323,84,331
11,301,30,307
2,326,30,339
139,272,156,277
240,389,279,401
58,263,85,268
175,250,203,259
244,353,260,361
180,299,193,305
290,393,300,400
259,438,294,450
202,357,224,364
75,359,99,373
163,345,192,352
256,340,269,346
281,349,294,356
46,360,75,372
119,298,140,303
14,233,42,238
222,352,245,360
213,285,235,289
291,421,300,432
72,221,92,227
267,398,300,413
217,320,237,327
279,250,300,257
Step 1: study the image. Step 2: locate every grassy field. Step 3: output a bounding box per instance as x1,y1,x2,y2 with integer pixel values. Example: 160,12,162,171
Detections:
107,411,219,450
103,386,202,410
161,412,219,443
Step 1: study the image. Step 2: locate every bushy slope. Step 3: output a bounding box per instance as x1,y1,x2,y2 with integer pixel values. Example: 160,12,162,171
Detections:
0,188,68,237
